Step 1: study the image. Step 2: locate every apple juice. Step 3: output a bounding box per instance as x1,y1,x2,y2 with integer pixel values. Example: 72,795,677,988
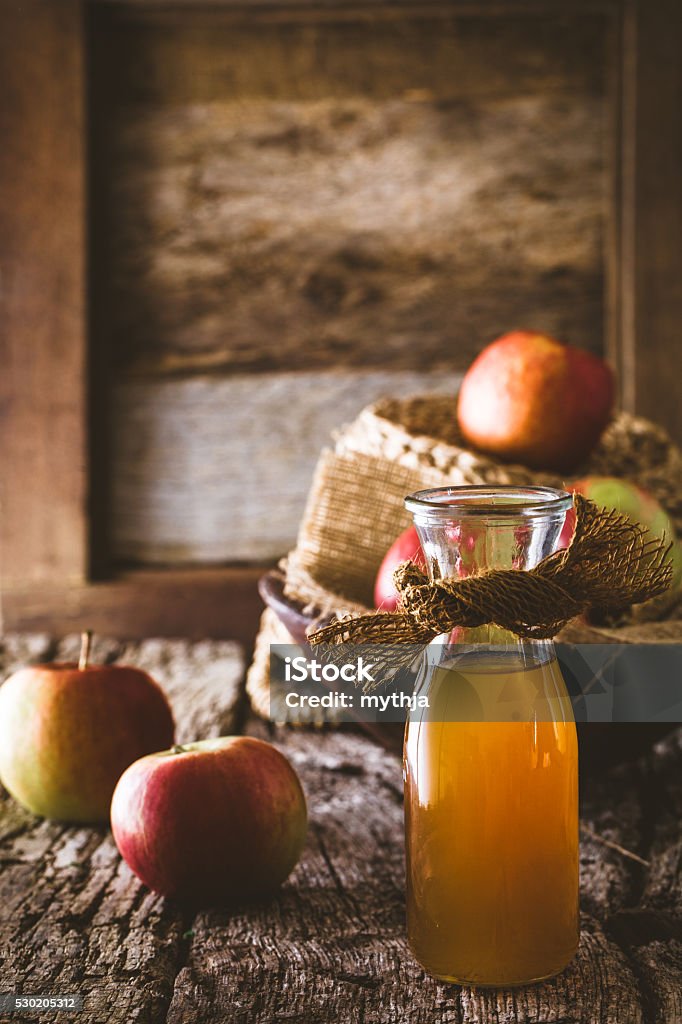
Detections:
404,652,579,986
402,485,579,986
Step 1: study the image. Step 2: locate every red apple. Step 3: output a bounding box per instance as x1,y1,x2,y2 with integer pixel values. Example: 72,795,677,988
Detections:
374,526,427,611
457,331,614,472
0,633,175,822
110,736,307,905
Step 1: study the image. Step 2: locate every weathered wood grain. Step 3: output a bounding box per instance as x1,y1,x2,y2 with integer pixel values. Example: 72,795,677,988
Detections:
111,371,458,564
2,567,263,648
165,723,655,1024
0,0,87,587
579,758,646,919
0,809,186,1024
623,729,682,1024
90,10,608,381
88,9,612,568
0,635,245,1024
1,635,680,1023
619,0,682,445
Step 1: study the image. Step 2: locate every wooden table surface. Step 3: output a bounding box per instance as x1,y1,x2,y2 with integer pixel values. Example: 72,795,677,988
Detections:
0,634,680,1024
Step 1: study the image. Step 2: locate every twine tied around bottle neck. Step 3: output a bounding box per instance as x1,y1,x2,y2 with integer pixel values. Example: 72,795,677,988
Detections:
308,495,673,649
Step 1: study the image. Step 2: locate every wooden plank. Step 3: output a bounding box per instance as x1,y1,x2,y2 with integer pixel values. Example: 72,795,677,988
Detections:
164,722,653,1024
90,8,609,103
0,635,245,1024
92,0,620,15
618,0,682,444
110,371,458,564
90,10,608,381
1,635,680,1023
579,757,647,919
0,1,88,587
0,804,186,1023
599,729,682,1024
1,568,264,649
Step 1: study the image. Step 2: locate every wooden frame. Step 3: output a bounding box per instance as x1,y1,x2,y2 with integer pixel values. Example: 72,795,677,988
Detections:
1,0,680,644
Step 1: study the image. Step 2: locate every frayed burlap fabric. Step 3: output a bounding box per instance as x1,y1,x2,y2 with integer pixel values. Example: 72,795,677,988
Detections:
309,496,673,650
246,396,682,717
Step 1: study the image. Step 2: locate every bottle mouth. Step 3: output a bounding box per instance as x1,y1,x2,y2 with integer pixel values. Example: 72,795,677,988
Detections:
405,485,573,521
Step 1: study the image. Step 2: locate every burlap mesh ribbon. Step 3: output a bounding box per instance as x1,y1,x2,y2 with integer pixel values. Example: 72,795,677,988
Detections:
309,495,673,648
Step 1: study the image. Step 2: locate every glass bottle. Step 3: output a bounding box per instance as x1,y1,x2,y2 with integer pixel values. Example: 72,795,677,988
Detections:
403,486,579,987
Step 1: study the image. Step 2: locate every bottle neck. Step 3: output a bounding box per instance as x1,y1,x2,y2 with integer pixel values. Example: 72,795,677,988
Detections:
413,512,566,581
412,508,567,649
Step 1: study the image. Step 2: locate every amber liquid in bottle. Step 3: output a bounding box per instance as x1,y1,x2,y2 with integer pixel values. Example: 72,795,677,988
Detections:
402,486,579,986
404,652,579,986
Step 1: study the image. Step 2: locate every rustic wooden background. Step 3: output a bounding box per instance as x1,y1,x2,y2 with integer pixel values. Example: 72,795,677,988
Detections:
89,8,611,565
3,0,681,639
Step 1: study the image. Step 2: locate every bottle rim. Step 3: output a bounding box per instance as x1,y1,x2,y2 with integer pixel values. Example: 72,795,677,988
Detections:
405,485,573,520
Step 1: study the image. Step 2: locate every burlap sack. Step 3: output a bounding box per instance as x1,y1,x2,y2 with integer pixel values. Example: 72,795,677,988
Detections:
246,396,682,716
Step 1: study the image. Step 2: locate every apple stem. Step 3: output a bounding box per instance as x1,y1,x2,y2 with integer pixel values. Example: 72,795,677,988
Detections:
79,630,93,670
171,744,186,755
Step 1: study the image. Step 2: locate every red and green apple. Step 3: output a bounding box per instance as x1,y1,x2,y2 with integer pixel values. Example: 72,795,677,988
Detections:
559,476,681,586
0,633,175,822
110,736,307,905
457,331,614,472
